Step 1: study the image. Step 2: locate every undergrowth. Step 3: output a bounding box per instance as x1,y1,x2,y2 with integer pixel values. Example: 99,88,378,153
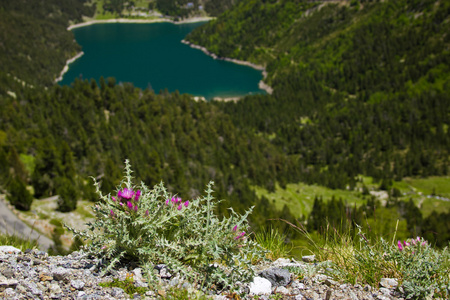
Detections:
281,219,450,299
66,160,266,292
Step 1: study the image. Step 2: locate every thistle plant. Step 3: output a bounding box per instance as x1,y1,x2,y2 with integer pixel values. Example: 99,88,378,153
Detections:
66,160,265,291
388,237,450,299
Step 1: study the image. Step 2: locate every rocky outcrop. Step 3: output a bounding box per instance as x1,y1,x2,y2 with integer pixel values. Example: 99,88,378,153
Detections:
0,246,404,299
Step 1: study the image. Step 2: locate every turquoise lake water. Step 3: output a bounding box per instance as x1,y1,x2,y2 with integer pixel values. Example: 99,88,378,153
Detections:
59,22,265,99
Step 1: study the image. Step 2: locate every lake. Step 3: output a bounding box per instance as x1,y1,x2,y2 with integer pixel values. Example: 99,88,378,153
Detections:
59,22,266,99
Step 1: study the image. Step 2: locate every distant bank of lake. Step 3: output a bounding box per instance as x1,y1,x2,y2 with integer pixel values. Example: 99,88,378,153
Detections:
59,22,266,100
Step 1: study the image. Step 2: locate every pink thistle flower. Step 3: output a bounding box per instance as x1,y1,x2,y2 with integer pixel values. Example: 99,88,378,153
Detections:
145,209,149,216
235,231,246,240
184,200,189,207
119,202,124,206
232,225,238,232
127,201,133,209
421,241,427,246
398,240,403,251
121,188,134,200
404,241,410,247
165,199,170,205
112,196,116,202
133,205,138,212
110,210,115,217
171,197,177,204
101,246,106,250
134,190,141,201
177,204,182,210
177,197,182,203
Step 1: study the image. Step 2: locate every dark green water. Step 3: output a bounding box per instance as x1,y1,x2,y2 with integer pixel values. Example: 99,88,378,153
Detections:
59,22,265,99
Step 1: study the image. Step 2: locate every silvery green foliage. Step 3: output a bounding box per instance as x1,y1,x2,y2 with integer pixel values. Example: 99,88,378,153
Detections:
383,238,449,299
66,160,265,291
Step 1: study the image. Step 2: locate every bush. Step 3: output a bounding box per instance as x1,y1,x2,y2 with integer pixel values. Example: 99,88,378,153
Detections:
67,160,265,291
7,177,33,211
56,177,78,212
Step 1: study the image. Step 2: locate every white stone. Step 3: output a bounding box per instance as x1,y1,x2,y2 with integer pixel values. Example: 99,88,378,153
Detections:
275,286,290,295
249,276,272,295
380,278,398,289
0,246,21,254
273,258,291,266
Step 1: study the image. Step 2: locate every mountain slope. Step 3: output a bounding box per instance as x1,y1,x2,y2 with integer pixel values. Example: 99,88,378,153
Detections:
0,0,94,86
187,0,450,188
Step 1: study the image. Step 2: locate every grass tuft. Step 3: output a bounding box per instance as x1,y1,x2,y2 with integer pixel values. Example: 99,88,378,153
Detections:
254,226,291,261
0,231,39,251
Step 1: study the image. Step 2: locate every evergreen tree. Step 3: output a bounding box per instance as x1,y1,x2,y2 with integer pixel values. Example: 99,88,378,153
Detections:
7,177,33,211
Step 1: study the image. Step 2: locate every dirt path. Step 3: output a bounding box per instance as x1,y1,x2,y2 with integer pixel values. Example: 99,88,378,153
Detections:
0,196,54,251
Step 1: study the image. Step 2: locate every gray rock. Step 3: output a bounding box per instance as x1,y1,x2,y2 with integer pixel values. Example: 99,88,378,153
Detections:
275,286,290,295
249,276,272,295
325,278,338,286
1,268,14,278
291,280,305,290
71,279,86,290
2,287,16,298
272,258,291,266
380,278,398,289
24,281,43,295
49,283,62,293
259,268,291,287
349,291,359,300
132,268,144,282
313,274,328,282
110,287,125,297
52,266,70,281
0,278,18,291
159,267,172,278
379,287,392,295
302,255,316,262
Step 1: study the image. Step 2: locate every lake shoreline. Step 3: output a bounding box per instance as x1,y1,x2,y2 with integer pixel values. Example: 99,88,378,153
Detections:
181,40,273,95
61,17,271,99
67,17,214,31
54,52,84,83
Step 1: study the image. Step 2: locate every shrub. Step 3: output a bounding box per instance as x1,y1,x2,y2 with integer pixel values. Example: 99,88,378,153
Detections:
67,160,265,291
7,177,33,211
254,226,290,261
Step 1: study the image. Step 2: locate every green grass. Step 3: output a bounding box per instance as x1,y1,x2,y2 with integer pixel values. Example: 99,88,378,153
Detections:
90,0,157,20
284,221,450,299
403,176,450,198
0,232,39,251
254,226,291,261
253,182,366,217
254,176,450,219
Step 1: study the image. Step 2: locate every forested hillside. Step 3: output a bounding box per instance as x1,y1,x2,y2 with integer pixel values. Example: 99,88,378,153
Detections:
155,0,237,17
187,0,450,189
0,0,95,86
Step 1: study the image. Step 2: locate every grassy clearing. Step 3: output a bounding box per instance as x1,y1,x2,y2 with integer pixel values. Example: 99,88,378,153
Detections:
403,176,450,198
253,182,367,217
254,176,450,219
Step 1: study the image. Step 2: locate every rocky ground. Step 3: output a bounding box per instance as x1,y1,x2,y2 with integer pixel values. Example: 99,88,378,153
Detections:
0,246,408,300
